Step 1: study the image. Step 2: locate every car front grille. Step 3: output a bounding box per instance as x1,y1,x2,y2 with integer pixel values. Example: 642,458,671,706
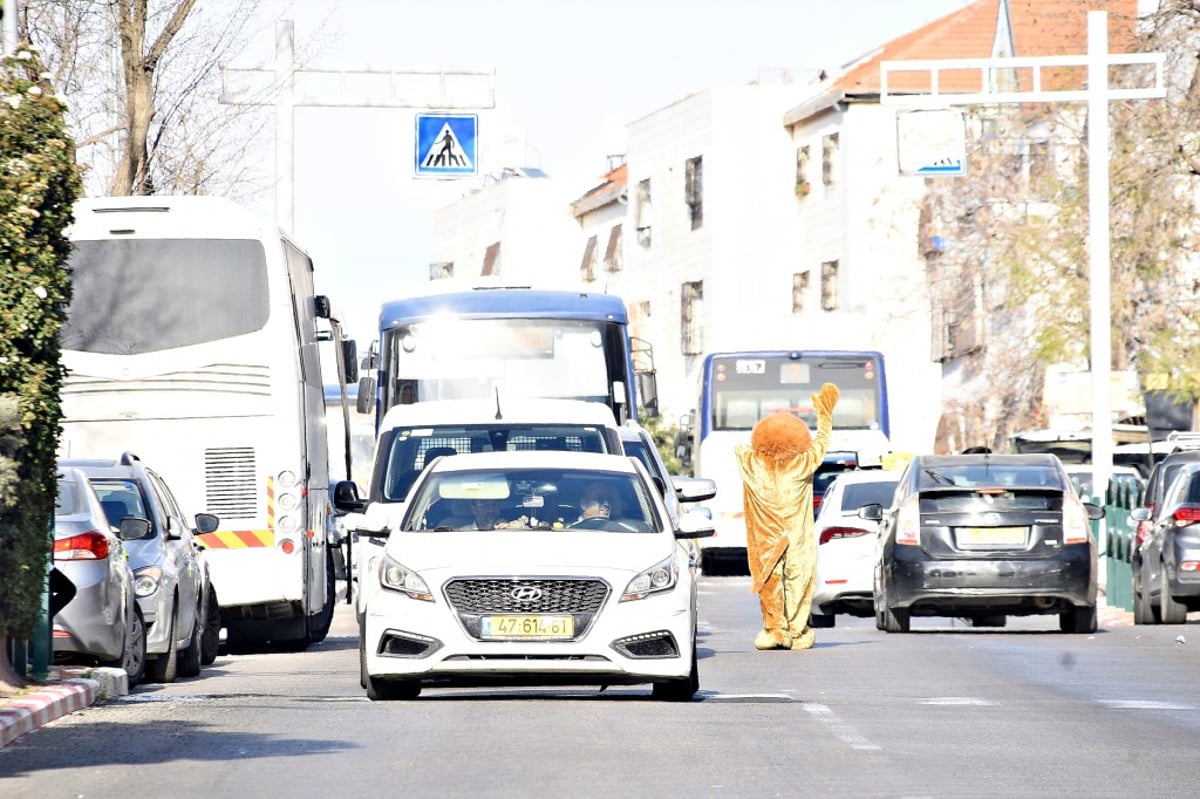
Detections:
444,578,611,641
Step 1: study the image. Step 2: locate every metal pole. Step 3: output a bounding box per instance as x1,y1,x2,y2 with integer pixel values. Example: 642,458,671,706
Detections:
275,19,294,234
2,0,19,56
1088,11,1113,505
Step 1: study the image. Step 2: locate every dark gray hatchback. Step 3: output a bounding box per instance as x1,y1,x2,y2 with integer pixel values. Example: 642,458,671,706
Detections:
861,453,1104,634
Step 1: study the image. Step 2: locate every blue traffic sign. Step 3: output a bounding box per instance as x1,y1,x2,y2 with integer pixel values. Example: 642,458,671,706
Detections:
415,114,478,178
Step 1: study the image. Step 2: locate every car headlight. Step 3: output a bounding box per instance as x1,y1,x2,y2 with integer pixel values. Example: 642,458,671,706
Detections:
379,553,433,602
622,554,678,602
133,566,163,598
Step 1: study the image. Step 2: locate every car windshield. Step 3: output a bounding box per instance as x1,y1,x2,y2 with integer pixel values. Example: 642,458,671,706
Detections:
403,468,660,533
90,480,148,527
376,424,612,502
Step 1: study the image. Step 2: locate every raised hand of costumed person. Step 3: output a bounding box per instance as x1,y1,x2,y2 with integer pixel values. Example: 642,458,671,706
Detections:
735,382,839,650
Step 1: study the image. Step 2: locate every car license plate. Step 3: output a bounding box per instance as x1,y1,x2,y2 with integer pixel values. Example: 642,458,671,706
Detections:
958,526,1027,547
480,614,574,639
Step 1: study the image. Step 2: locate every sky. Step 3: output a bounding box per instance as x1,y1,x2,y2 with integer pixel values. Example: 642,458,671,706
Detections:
234,0,973,345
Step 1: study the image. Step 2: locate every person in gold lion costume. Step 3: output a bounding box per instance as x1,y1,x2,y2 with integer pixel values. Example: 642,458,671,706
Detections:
735,382,839,650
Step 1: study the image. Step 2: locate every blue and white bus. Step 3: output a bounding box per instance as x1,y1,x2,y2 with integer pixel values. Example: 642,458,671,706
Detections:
688,350,890,565
359,287,651,428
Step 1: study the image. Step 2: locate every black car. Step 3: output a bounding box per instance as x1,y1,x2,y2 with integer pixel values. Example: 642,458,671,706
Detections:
861,453,1104,634
1130,460,1200,624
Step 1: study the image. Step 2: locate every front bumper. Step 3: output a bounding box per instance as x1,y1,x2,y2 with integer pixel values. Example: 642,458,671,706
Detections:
364,584,695,687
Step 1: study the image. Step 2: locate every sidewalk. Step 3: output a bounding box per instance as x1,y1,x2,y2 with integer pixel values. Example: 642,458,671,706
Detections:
0,666,128,748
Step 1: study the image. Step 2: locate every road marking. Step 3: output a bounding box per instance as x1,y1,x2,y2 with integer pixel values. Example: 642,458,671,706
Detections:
800,702,882,751
918,696,996,706
1098,699,1195,710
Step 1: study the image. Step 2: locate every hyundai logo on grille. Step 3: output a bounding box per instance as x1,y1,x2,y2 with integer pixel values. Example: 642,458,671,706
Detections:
510,586,543,602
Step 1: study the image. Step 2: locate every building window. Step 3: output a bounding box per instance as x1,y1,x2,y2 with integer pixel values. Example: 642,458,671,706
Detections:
795,145,811,196
429,261,454,280
792,271,809,313
822,133,839,186
680,280,704,356
579,235,598,282
482,242,501,276
604,223,623,272
636,178,652,247
685,155,703,230
820,260,838,310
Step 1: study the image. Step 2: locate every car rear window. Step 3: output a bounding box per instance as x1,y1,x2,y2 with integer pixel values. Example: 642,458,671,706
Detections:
55,477,84,515
841,481,898,511
917,464,1061,490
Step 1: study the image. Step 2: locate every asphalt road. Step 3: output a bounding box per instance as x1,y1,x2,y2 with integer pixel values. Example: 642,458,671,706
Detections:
3,577,1199,798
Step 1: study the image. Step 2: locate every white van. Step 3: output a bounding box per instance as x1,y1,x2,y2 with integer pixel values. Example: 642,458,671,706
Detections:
333,398,625,632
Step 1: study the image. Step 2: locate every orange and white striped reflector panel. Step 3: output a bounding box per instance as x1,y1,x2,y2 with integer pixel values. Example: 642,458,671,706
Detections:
196,530,275,549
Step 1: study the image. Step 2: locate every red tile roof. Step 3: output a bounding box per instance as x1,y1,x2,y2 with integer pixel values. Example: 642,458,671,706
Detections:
570,163,627,219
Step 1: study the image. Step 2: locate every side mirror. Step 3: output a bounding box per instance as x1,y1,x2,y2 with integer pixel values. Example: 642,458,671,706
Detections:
194,512,220,534
673,476,716,503
356,375,377,415
675,508,715,540
333,480,366,513
118,517,152,541
1083,502,1105,521
858,503,884,523
1129,506,1151,522
342,339,359,384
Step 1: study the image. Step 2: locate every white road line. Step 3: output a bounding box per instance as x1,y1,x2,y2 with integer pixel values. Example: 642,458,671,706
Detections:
1098,699,1196,710
799,702,883,751
918,696,997,706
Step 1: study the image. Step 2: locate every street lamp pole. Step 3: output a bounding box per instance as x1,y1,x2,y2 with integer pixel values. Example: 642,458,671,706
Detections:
880,10,1165,505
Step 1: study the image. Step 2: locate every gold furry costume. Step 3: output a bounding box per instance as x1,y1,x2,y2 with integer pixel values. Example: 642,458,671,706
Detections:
735,383,839,650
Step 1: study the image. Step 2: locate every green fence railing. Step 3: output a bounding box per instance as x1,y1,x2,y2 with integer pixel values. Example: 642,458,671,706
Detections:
1096,479,1144,613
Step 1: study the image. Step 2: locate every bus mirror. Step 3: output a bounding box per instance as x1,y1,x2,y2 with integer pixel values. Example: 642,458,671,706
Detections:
356,375,376,415
341,339,359,384
314,294,332,319
636,372,659,418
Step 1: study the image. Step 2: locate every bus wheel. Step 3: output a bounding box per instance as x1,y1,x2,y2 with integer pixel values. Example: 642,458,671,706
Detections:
308,551,337,644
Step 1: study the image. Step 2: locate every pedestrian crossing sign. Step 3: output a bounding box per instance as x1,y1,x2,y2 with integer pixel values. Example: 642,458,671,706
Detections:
415,113,478,178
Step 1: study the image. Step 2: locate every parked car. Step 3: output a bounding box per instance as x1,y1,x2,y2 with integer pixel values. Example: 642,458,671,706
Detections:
52,466,146,687
1129,460,1200,624
810,469,900,628
352,449,714,701
61,452,219,682
813,451,868,518
862,453,1103,633
1130,434,1200,563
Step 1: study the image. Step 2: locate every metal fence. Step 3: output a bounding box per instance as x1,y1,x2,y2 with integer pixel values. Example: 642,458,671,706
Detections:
1098,479,1145,613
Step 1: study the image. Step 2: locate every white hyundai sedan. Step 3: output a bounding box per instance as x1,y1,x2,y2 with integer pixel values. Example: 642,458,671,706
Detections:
354,450,714,701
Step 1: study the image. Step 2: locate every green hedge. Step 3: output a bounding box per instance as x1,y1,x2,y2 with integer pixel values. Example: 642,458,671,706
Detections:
0,43,82,640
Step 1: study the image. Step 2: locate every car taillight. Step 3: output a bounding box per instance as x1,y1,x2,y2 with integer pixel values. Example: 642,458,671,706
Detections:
896,497,920,546
819,526,871,545
1063,497,1091,545
53,531,109,560
1172,506,1200,527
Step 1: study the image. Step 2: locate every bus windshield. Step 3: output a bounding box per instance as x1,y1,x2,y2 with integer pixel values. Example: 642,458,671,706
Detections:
709,354,885,432
62,239,270,354
382,318,614,407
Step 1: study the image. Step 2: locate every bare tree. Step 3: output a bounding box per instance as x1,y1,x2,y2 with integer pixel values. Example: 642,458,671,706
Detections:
22,0,275,200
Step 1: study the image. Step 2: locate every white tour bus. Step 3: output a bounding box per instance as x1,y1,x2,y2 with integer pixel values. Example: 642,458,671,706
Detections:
58,196,357,650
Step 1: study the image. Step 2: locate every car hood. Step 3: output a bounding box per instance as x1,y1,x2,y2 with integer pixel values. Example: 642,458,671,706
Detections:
382,530,676,578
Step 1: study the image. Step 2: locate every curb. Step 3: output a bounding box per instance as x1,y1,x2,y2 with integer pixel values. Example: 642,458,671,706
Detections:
0,667,127,749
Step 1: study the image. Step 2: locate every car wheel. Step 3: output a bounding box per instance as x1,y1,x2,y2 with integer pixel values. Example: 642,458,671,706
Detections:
883,604,909,633
652,635,698,702
1133,566,1159,625
177,607,204,678
1161,564,1188,624
145,611,178,684
200,585,221,665
1059,605,1097,634
358,615,369,690
809,612,836,629
366,675,421,701
104,605,146,688
971,614,1006,628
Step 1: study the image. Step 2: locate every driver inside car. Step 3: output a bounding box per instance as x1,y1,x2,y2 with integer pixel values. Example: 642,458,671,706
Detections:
568,482,639,531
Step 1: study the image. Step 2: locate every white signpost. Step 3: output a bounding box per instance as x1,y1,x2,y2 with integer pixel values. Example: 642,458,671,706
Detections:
881,10,1165,506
